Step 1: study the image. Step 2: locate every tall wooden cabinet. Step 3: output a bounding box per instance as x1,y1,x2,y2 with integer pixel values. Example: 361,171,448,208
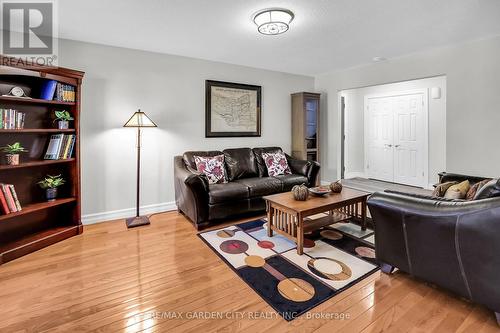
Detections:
291,92,320,162
0,56,84,265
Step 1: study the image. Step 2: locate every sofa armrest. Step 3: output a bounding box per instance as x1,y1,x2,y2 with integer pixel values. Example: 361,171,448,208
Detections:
174,156,210,227
286,154,320,187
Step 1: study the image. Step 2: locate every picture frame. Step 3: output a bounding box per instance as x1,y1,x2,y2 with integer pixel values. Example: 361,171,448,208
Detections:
205,80,261,137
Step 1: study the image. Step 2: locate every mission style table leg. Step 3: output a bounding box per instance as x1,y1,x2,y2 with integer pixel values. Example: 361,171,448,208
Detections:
361,198,367,231
297,213,304,255
267,201,273,237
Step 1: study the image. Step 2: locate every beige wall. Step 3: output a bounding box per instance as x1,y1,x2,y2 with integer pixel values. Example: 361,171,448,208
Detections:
57,39,314,223
315,36,500,183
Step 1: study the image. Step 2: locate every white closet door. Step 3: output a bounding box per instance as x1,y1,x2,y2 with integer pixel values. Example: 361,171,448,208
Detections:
365,97,394,182
393,94,425,187
365,91,427,187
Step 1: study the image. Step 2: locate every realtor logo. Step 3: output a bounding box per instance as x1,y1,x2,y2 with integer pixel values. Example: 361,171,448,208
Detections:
1,0,58,65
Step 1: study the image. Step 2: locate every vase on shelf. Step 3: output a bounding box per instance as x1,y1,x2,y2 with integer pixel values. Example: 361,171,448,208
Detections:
6,154,19,165
45,188,58,201
58,120,69,129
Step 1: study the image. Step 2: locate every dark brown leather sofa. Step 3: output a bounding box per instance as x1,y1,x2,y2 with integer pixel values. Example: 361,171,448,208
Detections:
174,147,320,230
367,173,500,324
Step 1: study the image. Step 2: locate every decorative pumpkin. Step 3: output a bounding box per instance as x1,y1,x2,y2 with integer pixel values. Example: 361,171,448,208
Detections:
292,184,309,201
330,180,343,193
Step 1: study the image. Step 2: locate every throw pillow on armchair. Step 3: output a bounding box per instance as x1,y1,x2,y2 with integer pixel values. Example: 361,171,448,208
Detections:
444,180,470,199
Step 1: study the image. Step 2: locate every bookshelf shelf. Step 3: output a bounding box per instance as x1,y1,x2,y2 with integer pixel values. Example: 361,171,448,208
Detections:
0,158,75,170
0,225,80,265
0,96,76,106
0,197,76,222
0,55,84,265
0,129,75,133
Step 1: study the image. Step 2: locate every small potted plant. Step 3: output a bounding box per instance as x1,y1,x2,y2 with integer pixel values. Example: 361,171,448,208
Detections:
1,142,28,165
37,174,65,201
54,110,74,129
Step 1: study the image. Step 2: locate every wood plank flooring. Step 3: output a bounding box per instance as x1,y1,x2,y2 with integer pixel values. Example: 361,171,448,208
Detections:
0,211,498,332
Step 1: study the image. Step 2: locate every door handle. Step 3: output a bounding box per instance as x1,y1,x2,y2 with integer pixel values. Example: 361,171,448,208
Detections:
385,144,393,147
394,145,400,148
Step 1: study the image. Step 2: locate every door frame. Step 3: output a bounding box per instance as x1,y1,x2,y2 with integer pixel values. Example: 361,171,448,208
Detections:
363,89,429,188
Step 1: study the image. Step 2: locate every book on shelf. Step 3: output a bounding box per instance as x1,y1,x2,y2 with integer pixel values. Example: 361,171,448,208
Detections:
0,109,25,129
40,80,58,100
54,83,76,102
0,184,21,214
44,134,76,160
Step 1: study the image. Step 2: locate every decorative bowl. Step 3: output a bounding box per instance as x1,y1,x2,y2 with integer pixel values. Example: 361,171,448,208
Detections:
308,186,331,196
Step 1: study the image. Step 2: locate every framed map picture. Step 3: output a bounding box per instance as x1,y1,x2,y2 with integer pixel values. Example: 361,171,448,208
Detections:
205,80,261,137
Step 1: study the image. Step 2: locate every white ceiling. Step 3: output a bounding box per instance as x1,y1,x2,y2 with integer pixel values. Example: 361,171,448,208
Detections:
59,0,500,76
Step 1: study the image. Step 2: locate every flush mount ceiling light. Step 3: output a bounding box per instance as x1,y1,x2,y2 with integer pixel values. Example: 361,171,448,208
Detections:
253,8,294,35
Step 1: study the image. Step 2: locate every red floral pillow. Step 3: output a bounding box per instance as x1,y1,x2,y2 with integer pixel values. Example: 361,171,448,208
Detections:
194,155,228,184
262,152,292,177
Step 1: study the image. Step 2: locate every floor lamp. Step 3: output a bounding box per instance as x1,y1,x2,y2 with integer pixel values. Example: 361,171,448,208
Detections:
123,109,157,228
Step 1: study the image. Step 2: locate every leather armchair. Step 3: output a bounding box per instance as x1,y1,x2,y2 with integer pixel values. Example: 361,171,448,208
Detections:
368,186,500,323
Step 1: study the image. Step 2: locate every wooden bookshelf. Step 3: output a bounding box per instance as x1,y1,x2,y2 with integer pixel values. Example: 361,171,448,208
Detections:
0,56,84,265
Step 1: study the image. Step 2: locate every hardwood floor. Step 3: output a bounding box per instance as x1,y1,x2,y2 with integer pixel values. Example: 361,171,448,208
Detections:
0,211,498,333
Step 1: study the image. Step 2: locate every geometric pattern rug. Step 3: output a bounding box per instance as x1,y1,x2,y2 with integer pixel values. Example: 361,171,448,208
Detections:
198,216,379,321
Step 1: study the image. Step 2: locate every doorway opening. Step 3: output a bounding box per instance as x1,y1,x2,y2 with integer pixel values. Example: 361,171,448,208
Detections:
338,76,446,189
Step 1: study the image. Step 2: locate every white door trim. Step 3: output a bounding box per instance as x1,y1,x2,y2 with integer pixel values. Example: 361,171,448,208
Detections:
363,89,429,188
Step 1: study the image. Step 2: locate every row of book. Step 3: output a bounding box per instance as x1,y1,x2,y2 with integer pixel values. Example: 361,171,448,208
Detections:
0,109,25,129
0,184,21,214
44,134,76,160
55,83,76,102
40,80,76,102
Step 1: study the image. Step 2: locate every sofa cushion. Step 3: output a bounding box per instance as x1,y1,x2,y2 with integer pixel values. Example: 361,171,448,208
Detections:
183,150,223,170
194,155,228,185
223,148,258,181
474,179,500,200
209,182,249,204
273,174,308,191
252,147,283,177
235,177,282,197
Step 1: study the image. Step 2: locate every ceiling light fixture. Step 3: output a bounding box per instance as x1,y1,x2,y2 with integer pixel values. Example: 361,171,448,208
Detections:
253,8,294,35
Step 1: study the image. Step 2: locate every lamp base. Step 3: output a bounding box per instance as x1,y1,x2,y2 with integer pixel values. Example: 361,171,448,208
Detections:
126,215,150,228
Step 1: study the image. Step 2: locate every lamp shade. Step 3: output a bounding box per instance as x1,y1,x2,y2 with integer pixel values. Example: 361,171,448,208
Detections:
123,109,157,127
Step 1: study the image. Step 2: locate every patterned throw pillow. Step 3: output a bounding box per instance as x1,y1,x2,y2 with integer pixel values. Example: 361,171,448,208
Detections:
262,152,292,177
194,155,228,185
466,179,492,200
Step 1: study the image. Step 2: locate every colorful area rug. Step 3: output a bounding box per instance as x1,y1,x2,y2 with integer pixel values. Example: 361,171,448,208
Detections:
198,216,379,321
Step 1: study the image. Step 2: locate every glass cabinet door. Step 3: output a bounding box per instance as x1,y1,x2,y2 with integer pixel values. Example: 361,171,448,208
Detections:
305,97,319,161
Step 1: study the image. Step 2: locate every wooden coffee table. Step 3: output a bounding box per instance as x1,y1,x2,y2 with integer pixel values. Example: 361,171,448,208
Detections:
263,188,370,255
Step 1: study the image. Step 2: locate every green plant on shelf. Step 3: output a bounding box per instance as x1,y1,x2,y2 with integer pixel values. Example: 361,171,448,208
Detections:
1,142,28,154
37,174,66,189
54,110,74,122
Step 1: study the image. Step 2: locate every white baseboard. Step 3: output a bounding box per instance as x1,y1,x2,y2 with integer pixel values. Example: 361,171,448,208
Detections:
82,201,177,225
344,172,366,179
